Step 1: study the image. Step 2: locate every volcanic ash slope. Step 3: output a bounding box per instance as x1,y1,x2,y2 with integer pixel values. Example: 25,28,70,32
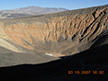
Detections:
0,5,108,57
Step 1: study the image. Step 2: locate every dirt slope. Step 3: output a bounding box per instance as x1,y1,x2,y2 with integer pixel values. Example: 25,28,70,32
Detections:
0,5,108,56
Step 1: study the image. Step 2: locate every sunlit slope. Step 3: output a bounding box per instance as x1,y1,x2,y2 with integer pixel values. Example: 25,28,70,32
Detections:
0,5,108,56
0,23,25,53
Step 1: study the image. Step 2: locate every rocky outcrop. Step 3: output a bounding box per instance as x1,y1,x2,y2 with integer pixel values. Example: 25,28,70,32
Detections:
0,5,108,57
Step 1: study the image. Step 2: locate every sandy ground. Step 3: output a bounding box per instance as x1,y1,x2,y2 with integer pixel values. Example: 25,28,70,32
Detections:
0,46,60,67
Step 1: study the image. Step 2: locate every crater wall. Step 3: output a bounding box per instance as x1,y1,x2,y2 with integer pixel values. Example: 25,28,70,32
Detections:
0,5,108,56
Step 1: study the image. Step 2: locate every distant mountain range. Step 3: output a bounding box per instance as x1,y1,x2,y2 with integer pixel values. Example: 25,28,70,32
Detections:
0,6,68,18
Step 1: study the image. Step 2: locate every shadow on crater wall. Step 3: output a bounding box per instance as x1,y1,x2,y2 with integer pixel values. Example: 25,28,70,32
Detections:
0,44,108,81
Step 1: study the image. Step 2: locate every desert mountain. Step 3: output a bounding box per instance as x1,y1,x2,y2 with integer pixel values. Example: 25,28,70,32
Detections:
0,6,68,18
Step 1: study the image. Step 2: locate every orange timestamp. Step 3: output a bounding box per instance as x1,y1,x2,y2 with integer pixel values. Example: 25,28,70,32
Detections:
68,70,104,74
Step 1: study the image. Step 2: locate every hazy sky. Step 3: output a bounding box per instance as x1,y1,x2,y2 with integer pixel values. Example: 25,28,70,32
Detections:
0,0,108,10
